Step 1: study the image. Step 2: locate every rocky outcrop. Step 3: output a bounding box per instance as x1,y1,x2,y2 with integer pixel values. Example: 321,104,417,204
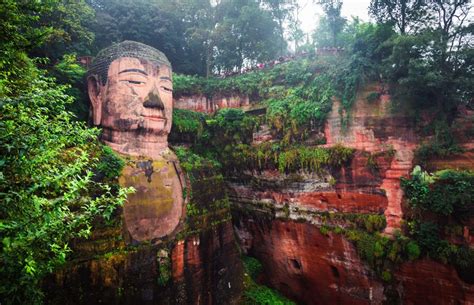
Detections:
227,148,393,219
234,215,474,305
174,94,250,113
396,259,474,304
228,83,474,304
45,222,242,305
234,217,385,305
324,84,418,234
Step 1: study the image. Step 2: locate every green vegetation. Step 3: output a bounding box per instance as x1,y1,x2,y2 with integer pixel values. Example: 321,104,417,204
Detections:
96,146,126,180
0,1,130,303
415,121,464,165
401,166,474,283
0,76,131,304
173,54,372,136
157,250,171,286
170,109,209,144
344,230,420,281
51,54,89,120
220,143,354,174
401,166,473,217
174,146,221,175
242,256,295,305
88,0,295,76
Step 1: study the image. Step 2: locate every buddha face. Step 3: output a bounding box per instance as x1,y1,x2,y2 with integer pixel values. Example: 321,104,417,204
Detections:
88,57,173,137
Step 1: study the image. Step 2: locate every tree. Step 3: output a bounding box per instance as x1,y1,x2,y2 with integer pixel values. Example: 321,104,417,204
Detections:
0,2,131,303
88,0,189,73
0,74,131,304
369,0,427,34
287,1,305,51
31,0,95,62
0,0,55,96
316,0,346,46
262,0,294,55
212,0,282,73
379,0,473,112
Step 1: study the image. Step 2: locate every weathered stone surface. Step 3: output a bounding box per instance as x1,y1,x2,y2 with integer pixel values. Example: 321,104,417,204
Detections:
119,154,184,242
227,149,392,215
234,217,385,305
229,83,474,304
89,53,174,158
234,214,474,305
45,221,243,305
173,94,249,113
174,95,211,113
395,259,474,305
324,84,418,233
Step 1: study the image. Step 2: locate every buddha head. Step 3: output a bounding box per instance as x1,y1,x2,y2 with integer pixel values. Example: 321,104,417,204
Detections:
87,41,173,157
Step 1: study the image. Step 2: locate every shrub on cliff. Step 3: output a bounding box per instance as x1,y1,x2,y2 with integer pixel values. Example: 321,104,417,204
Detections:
242,256,295,305
401,166,474,217
0,76,131,304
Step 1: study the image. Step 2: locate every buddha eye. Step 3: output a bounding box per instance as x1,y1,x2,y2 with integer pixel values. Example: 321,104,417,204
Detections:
162,86,173,93
126,80,144,85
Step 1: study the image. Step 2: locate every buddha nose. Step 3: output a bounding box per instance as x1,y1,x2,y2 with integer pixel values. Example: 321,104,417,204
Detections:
143,91,165,110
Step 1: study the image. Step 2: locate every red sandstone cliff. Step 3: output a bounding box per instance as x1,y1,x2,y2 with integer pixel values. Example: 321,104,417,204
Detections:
228,84,474,304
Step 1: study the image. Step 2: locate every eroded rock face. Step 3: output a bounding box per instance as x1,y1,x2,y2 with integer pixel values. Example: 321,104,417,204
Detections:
227,149,392,217
234,217,385,305
234,215,474,305
45,222,242,305
396,259,474,304
324,84,418,234
229,84,474,304
174,94,250,113
45,153,243,305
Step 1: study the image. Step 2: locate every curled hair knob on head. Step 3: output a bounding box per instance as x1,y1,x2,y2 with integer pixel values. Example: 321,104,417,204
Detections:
88,40,171,84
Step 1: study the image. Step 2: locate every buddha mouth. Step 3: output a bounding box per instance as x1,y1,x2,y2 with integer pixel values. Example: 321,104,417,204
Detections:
143,115,166,121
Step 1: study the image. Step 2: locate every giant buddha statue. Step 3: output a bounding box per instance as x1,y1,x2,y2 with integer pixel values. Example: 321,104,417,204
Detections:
87,41,184,242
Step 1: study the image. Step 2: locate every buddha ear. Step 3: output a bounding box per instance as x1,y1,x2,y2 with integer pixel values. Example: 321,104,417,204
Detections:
87,75,102,125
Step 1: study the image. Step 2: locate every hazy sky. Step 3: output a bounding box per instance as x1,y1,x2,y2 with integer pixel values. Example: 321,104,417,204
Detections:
298,0,372,35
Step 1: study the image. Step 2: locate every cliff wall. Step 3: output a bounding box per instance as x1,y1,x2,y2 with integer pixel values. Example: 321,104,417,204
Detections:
227,83,474,304
174,94,250,114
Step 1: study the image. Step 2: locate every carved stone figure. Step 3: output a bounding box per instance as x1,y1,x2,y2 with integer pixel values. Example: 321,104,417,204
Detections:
87,41,184,242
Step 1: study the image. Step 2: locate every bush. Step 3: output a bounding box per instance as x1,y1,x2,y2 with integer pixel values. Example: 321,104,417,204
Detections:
402,167,474,217
96,146,125,180
0,76,131,304
415,120,463,163
242,256,295,305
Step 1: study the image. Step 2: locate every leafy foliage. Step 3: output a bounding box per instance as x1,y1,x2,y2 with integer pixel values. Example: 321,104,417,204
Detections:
174,56,365,139
170,109,209,144
242,256,295,305
0,0,51,96
401,166,473,217
402,166,474,283
174,146,221,175
51,54,89,120
344,229,421,281
95,146,125,180
414,120,464,164
408,221,474,283
0,76,131,304
88,0,293,76
216,142,354,174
